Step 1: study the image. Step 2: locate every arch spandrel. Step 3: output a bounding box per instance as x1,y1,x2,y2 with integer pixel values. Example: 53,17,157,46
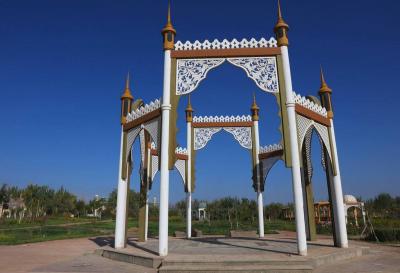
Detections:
192,115,253,151
175,56,279,96
296,114,332,164
258,144,284,190
148,147,188,192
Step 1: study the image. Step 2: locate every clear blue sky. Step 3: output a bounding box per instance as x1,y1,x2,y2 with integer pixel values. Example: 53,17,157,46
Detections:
0,0,399,204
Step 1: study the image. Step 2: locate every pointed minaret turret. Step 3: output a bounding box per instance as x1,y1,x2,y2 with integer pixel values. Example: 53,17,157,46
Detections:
161,0,176,50
185,95,194,122
120,73,134,124
274,0,290,47
251,93,260,121
318,67,334,119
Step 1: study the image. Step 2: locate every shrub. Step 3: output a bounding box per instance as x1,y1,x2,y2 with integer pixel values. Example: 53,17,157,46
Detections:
366,228,400,242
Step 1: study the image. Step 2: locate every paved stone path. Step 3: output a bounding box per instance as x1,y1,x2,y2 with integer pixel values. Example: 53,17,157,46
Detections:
0,233,399,272
0,237,154,273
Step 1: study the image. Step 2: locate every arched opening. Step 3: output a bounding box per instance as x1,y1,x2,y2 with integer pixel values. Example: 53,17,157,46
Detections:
193,131,256,232
173,61,289,237
125,128,163,242
301,127,336,244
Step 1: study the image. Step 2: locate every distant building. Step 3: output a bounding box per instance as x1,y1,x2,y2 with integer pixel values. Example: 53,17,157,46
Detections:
197,202,207,221
282,194,366,227
0,197,26,220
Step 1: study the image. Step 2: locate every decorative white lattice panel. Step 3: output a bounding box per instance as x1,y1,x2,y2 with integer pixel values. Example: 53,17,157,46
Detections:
174,159,186,185
227,57,279,93
174,37,278,50
176,59,225,95
193,128,222,150
223,127,252,150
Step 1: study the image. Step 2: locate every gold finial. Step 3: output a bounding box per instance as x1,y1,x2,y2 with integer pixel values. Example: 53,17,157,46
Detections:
318,67,333,119
121,72,133,100
251,93,260,121
162,0,176,50
185,94,194,122
125,72,130,89
274,0,289,47
277,0,282,19
319,67,332,94
120,72,134,124
167,0,171,24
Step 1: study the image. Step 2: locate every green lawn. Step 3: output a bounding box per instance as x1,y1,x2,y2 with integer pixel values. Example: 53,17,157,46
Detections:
0,217,296,245
0,216,102,230
0,220,115,245
11,216,398,245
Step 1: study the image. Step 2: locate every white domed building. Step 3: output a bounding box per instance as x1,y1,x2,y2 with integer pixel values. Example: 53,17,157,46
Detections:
343,195,366,227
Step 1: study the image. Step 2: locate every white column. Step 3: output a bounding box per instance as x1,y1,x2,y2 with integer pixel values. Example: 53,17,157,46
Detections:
115,127,128,249
159,49,172,256
145,145,151,241
330,120,348,248
280,46,307,256
186,121,192,238
253,120,264,238
186,192,192,237
361,204,366,226
257,192,264,238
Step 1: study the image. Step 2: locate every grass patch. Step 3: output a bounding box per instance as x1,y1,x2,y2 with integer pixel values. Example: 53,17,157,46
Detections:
0,222,113,245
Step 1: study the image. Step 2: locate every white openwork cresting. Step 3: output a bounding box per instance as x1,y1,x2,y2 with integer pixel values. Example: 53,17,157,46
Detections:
175,147,188,155
174,37,278,51
193,115,252,123
126,99,161,122
293,92,328,117
259,143,283,154
227,57,279,93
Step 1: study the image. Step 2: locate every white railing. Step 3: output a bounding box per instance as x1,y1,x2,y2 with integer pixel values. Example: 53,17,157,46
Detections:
126,99,161,122
193,115,252,123
259,143,283,154
175,147,188,155
175,37,277,51
293,92,328,118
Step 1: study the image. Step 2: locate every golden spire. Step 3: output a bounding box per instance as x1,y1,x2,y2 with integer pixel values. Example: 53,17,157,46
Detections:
162,0,176,50
167,0,171,24
318,67,334,119
274,0,289,47
185,94,194,122
125,72,130,89
277,0,282,19
319,67,332,94
186,94,193,111
121,72,133,100
251,93,260,121
251,93,259,110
